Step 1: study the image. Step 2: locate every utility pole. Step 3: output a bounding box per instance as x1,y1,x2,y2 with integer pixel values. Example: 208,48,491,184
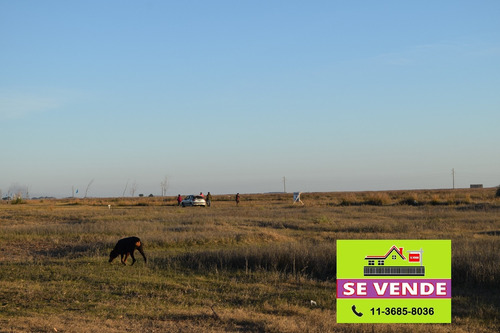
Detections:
451,168,455,189
283,176,286,193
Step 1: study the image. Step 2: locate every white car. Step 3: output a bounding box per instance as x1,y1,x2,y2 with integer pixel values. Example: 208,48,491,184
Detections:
181,195,206,207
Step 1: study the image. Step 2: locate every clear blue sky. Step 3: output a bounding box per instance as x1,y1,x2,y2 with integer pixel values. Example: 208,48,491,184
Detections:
1,1,499,197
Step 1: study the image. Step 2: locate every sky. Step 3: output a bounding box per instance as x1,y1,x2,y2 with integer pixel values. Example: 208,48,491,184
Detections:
1,1,499,198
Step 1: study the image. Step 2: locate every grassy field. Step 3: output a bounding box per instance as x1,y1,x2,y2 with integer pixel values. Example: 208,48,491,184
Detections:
0,188,499,332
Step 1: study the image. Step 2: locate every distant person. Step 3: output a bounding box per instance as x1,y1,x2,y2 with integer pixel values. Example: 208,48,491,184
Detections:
206,192,212,207
235,193,240,206
200,192,205,198
177,194,183,206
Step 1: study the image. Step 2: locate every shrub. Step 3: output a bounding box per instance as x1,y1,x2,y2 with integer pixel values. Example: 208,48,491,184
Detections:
339,194,357,206
401,193,419,206
400,198,420,206
430,195,442,205
11,197,25,205
364,193,392,206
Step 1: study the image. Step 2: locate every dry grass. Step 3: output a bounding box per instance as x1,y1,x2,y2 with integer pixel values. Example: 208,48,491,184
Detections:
0,188,499,332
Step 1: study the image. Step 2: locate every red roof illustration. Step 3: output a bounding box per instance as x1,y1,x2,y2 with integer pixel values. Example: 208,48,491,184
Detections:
364,245,406,260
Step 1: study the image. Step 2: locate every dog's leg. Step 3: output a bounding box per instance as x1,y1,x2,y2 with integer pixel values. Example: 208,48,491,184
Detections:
123,252,129,265
130,251,136,266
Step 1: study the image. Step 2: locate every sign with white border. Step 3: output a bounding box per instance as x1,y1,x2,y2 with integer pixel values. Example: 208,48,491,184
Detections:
336,240,451,323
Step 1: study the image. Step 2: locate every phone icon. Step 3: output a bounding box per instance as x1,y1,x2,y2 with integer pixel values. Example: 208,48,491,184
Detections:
352,305,363,317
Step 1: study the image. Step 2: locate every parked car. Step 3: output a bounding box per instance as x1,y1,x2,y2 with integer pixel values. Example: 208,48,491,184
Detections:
181,195,206,207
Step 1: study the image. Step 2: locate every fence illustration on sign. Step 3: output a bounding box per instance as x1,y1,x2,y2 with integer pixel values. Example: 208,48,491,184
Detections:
364,245,425,276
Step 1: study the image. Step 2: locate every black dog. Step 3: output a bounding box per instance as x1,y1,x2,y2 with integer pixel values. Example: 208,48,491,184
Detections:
109,236,147,265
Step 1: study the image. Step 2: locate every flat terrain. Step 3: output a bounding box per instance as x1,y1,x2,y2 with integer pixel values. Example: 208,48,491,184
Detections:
0,189,499,332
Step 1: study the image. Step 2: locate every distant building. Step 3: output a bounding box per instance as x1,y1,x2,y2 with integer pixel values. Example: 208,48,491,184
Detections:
470,184,483,189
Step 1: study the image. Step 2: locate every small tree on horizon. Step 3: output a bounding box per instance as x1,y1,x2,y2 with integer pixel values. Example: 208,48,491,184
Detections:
122,180,129,197
160,176,168,197
130,181,138,197
84,179,94,198
8,183,28,199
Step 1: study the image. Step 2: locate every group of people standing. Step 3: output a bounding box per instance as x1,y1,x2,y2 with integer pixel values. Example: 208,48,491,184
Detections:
176,192,240,206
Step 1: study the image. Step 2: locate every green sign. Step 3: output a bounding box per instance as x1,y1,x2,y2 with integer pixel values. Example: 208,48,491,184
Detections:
336,240,451,323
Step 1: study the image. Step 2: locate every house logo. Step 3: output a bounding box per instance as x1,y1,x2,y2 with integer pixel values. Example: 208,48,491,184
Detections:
364,245,425,276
